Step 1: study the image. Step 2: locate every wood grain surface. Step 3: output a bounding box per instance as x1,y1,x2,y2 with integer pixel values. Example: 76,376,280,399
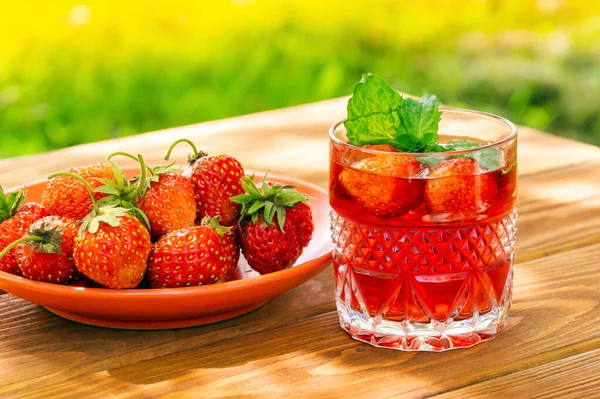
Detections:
1,97,600,398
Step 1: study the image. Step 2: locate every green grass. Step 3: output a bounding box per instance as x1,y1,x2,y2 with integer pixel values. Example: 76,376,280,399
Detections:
1,1,599,159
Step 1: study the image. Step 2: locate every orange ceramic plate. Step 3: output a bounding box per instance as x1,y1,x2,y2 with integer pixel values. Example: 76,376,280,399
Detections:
0,170,332,329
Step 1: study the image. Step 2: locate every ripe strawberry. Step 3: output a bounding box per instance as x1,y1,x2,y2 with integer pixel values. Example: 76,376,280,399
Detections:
42,163,116,219
424,158,498,218
338,152,424,218
165,139,245,225
201,216,240,281
74,212,151,289
12,216,82,284
232,175,314,275
139,169,196,240
147,220,233,288
50,170,152,289
0,186,47,275
104,152,196,239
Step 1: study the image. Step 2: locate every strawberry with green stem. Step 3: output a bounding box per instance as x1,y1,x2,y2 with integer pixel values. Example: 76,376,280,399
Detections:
146,216,234,288
48,171,152,289
201,215,240,281
0,216,82,284
42,162,116,219
231,175,314,275
165,139,245,226
93,152,150,230
107,151,196,240
0,186,47,275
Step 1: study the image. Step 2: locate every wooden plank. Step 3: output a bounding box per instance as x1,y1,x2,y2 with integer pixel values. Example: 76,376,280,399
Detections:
429,349,600,399
0,267,334,395
4,241,599,398
516,161,600,262
0,98,599,190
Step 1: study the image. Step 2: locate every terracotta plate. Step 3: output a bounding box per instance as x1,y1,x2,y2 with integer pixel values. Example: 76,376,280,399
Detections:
0,170,332,329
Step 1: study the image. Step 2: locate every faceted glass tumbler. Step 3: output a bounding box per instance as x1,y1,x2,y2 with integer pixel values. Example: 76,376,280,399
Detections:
329,108,518,351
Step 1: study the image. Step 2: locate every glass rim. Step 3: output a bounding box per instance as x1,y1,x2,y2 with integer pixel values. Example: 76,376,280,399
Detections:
329,106,518,157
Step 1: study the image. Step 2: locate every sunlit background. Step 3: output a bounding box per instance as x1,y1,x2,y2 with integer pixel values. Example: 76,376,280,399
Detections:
1,0,599,158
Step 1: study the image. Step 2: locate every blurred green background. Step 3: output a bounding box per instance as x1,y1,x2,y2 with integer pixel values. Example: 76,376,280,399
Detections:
1,0,599,159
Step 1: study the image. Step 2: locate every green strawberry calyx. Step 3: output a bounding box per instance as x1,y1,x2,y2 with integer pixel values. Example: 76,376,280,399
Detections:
200,215,233,236
92,152,151,230
345,73,502,170
0,185,27,224
230,174,311,232
79,206,132,235
0,221,67,260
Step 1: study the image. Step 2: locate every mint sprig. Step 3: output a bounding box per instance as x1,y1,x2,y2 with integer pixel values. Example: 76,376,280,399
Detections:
345,73,501,170
345,74,442,152
416,140,501,170
345,74,403,147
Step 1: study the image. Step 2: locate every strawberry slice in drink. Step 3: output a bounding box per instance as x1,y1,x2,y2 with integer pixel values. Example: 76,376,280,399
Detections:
338,145,425,218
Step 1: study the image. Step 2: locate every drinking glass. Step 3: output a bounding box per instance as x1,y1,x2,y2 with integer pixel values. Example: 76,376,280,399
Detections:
329,108,518,351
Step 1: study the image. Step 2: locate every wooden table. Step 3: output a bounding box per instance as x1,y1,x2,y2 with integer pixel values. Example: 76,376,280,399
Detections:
1,98,600,398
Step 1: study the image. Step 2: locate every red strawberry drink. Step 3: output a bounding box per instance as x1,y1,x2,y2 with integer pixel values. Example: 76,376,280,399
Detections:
329,74,518,351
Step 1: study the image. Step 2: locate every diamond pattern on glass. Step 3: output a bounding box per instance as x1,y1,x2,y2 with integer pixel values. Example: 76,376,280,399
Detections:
331,209,517,351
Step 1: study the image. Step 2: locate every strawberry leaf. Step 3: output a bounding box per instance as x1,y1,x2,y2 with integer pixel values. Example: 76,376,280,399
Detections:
276,207,286,232
230,194,252,204
78,206,130,235
25,221,65,254
247,200,266,214
240,177,261,198
94,186,122,196
0,186,26,223
234,173,310,231
263,202,275,225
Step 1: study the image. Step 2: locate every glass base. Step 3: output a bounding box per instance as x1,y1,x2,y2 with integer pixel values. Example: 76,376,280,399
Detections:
330,209,517,352
337,297,510,352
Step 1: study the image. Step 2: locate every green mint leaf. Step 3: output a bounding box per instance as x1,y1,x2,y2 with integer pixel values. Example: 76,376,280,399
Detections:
415,155,445,168
443,140,480,151
445,140,501,170
396,93,442,144
389,134,419,152
465,147,501,170
345,73,403,146
416,140,502,170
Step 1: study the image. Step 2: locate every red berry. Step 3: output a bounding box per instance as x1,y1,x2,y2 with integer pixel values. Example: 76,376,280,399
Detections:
74,215,151,289
16,216,82,284
0,202,47,275
42,163,116,219
147,225,228,288
424,158,498,219
184,154,245,225
233,176,314,275
139,172,196,239
338,153,424,217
